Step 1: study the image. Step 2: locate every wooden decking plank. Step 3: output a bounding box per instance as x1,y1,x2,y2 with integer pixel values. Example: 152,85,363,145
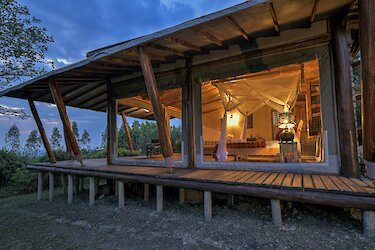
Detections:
303,174,315,189
201,170,236,181
291,174,302,188
181,169,216,179
262,173,279,185
338,176,367,193
328,176,352,192
241,172,264,184
209,171,240,181
236,171,258,182
362,179,375,188
282,173,294,187
350,178,375,194
311,175,326,190
220,171,244,181
225,171,250,182
253,172,272,185
271,173,286,186
319,175,340,191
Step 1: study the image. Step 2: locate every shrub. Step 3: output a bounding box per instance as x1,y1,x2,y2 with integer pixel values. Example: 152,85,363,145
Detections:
10,167,37,194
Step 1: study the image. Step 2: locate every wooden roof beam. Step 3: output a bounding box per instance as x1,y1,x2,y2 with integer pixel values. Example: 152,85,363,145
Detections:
192,27,228,48
269,2,280,34
226,16,250,41
163,36,203,52
310,0,320,23
99,57,140,66
148,43,186,57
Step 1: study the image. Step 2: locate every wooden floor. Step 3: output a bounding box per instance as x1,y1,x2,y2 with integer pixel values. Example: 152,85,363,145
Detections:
27,158,375,197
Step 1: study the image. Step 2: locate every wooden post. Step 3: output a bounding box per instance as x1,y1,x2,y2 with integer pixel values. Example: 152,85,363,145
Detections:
37,172,43,200
26,94,56,163
48,172,54,201
118,180,125,208
156,185,163,212
179,188,185,205
227,194,234,207
107,79,117,164
270,199,282,227
204,191,212,221
120,112,134,154
362,210,375,237
95,178,99,196
67,174,73,204
89,177,95,206
331,18,359,177
61,173,67,194
48,79,83,164
138,46,175,170
144,184,150,202
186,58,196,168
359,0,375,177
64,129,75,158
80,177,84,191
164,107,171,138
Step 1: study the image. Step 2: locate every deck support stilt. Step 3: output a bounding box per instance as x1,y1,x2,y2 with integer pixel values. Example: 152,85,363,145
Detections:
61,173,67,194
204,191,212,221
144,184,149,202
118,180,125,208
37,172,43,200
227,194,234,207
80,177,84,192
74,176,79,194
67,174,73,204
179,188,185,205
95,178,99,196
89,177,95,206
362,210,375,237
271,199,282,227
48,172,54,201
156,185,163,212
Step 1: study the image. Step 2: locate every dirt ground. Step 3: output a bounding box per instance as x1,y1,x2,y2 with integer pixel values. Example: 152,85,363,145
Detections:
0,186,374,250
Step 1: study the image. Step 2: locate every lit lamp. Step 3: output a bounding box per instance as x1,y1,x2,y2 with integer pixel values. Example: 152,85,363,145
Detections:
278,105,295,142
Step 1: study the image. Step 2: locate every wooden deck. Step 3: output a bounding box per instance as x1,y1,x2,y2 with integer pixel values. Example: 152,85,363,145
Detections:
27,158,375,209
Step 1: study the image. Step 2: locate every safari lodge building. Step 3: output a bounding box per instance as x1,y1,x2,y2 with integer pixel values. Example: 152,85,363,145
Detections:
1,0,375,236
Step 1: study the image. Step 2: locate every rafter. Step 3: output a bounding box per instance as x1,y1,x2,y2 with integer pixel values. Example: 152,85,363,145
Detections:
148,43,185,57
269,2,280,33
192,27,227,48
310,0,320,23
163,36,203,52
226,16,250,41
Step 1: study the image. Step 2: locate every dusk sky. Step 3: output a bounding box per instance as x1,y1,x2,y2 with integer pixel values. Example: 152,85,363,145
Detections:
0,0,245,149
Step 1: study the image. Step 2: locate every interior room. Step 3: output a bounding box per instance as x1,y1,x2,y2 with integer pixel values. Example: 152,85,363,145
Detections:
201,60,323,163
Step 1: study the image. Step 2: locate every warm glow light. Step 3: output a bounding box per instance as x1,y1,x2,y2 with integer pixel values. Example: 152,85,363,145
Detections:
227,113,239,126
144,108,150,113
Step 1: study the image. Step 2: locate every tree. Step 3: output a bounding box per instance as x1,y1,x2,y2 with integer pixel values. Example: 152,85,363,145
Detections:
25,129,41,156
72,121,79,140
5,124,20,152
80,130,91,150
0,0,54,87
50,127,62,150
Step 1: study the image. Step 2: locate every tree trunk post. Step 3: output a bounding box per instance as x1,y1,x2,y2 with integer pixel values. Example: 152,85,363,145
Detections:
359,0,375,177
48,172,54,201
331,18,359,177
118,180,125,208
67,174,74,204
61,173,67,194
37,172,43,200
270,199,283,227
106,79,117,164
26,94,56,163
48,79,83,164
138,46,175,171
156,185,163,212
179,188,185,205
362,210,375,237
120,112,134,154
186,58,196,168
144,183,150,202
89,177,95,206
204,191,212,221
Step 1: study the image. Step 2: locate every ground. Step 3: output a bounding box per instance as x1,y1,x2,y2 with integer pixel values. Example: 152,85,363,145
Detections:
0,187,374,250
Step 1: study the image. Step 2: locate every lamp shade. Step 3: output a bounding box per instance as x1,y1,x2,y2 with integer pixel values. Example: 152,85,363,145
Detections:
278,111,295,129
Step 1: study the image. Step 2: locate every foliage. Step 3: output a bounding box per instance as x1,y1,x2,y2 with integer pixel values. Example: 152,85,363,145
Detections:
80,129,91,150
10,167,37,193
24,129,41,156
0,149,25,187
5,124,20,152
50,127,62,150
72,121,79,139
0,0,54,87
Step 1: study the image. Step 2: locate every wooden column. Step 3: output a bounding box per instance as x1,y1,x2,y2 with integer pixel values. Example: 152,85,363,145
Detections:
120,112,134,154
48,79,83,165
67,174,73,204
144,183,150,202
37,172,43,200
89,177,95,206
179,188,185,205
156,185,163,212
164,107,171,138
64,129,75,158
186,58,196,168
118,180,125,208
331,18,359,177
138,46,175,169
204,191,212,221
270,199,282,227
107,79,117,164
26,94,56,163
359,0,375,176
48,172,54,201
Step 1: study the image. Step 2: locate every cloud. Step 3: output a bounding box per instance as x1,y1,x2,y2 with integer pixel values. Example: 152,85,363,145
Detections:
47,103,56,108
47,120,59,125
57,58,73,65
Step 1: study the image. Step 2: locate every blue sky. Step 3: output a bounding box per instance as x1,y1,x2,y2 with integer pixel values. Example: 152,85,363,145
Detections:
0,0,245,149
